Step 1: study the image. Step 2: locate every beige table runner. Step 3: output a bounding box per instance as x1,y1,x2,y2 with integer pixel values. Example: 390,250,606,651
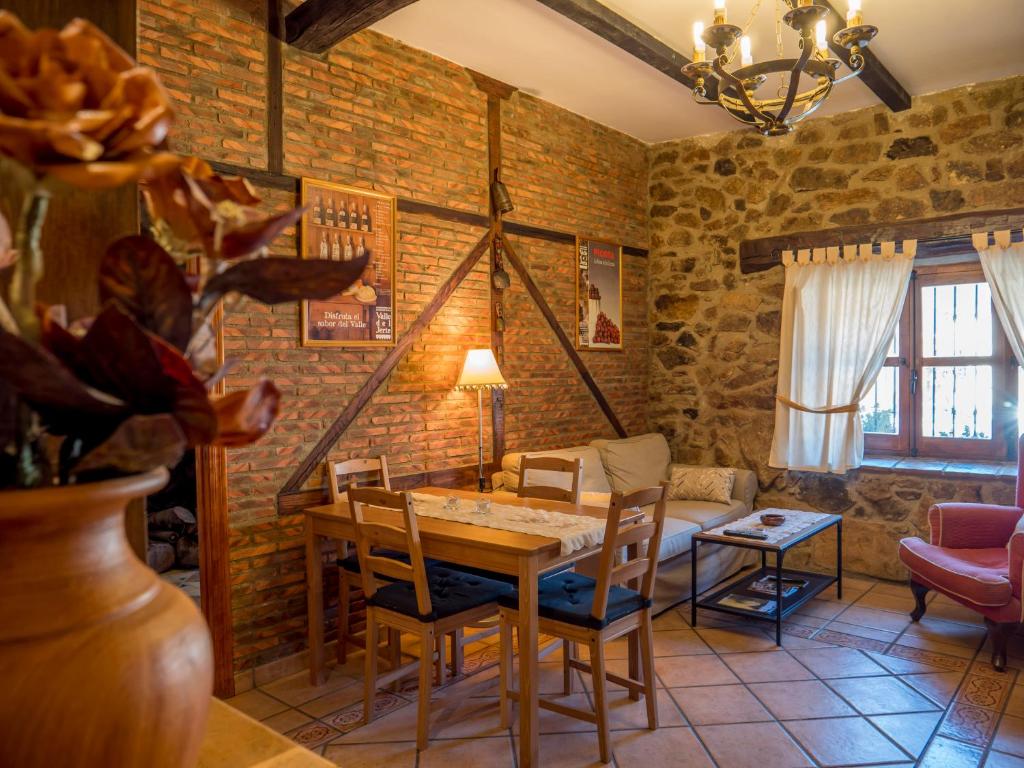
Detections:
704,508,829,545
410,492,606,556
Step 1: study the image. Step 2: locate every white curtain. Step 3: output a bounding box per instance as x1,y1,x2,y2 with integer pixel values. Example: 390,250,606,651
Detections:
974,230,1024,365
769,241,916,473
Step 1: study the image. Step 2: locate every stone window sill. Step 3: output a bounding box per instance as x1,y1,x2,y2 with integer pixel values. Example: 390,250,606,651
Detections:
860,455,1017,481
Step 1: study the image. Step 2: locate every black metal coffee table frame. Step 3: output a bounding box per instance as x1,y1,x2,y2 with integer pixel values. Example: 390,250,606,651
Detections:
690,513,842,645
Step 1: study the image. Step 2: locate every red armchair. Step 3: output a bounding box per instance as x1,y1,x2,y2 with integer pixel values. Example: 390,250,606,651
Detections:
898,441,1024,670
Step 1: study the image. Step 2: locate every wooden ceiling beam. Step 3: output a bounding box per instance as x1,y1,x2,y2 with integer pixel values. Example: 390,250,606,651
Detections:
819,1,911,112
285,0,419,53
534,0,717,99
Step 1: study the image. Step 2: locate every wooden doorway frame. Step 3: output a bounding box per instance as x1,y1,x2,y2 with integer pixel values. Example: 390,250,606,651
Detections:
195,307,235,698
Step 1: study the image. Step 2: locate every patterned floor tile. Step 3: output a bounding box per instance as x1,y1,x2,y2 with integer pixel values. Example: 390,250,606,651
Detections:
284,720,341,750
322,690,410,735
886,644,970,671
814,629,890,653
958,673,1013,711
937,702,1001,746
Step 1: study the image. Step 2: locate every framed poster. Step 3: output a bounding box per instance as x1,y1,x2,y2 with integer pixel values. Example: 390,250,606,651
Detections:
575,236,623,351
300,178,396,347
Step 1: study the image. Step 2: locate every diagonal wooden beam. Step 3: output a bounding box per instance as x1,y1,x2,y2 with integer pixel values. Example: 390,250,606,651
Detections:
820,0,910,112
501,234,627,439
535,0,717,100
285,0,419,53
278,231,491,497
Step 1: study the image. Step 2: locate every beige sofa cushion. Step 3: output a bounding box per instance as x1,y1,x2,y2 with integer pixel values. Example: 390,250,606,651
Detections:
665,499,748,531
667,466,736,504
657,517,702,560
670,463,757,511
500,445,611,494
590,433,671,492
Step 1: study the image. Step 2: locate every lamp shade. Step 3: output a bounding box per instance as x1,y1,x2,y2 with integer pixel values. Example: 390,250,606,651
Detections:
455,348,508,391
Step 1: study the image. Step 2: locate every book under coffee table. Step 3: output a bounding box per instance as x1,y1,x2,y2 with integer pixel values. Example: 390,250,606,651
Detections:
690,509,843,645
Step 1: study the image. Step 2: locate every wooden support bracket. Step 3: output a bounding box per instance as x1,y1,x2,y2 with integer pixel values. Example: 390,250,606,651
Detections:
277,231,492,498
500,234,627,439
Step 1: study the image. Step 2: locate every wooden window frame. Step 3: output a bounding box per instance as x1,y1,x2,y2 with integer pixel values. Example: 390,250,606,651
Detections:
864,261,1019,461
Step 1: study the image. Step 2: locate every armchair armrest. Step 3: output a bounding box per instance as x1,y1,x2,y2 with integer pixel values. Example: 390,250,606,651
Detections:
1010,524,1024,600
928,503,1023,548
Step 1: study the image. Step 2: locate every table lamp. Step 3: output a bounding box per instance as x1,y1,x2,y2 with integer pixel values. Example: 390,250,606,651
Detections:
455,348,508,492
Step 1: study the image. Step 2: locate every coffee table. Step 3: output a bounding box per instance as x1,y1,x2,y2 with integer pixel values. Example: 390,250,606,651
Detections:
690,509,842,645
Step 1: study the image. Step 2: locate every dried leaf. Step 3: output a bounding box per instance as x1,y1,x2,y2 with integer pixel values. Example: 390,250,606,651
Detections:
212,379,281,447
0,208,14,268
74,413,186,475
0,328,125,419
99,235,192,350
217,205,305,260
201,255,369,308
62,304,216,445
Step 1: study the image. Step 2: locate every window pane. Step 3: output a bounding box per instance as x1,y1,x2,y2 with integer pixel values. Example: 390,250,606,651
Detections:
921,365,992,439
920,282,993,357
861,365,898,434
1019,366,1024,436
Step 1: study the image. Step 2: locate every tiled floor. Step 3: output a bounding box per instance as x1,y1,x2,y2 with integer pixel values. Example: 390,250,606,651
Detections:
226,572,1024,767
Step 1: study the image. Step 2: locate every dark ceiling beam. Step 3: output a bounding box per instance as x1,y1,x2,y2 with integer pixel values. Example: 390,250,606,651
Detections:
819,1,911,112
285,0,419,53
535,0,717,99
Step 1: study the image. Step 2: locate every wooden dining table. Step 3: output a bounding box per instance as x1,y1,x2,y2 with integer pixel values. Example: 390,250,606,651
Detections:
304,486,642,768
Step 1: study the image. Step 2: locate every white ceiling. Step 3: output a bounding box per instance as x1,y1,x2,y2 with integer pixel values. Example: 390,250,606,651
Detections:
372,0,1024,143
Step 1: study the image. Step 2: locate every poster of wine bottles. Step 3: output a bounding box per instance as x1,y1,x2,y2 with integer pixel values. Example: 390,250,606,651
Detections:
299,178,396,347
575,236,623,351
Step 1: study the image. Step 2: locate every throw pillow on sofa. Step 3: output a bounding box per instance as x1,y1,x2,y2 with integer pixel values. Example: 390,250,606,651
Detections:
667,466,736,505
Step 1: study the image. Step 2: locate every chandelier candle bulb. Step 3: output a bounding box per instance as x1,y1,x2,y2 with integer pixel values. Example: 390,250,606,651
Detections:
692,21,705,61
713,0,726,25
815,19,827,50
847,0,863,26
740,35,752,67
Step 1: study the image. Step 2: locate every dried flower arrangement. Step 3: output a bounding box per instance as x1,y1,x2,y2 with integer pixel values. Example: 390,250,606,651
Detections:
0,12,367,488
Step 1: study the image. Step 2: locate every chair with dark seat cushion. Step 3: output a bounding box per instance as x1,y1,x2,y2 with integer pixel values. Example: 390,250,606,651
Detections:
350,487,511,752
338,549,439,575
498,571,650,630
370,565,512,622
498,483,669,764
327,456,394,664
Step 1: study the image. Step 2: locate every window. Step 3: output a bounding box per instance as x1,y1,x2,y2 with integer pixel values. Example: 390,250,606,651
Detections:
862,262,1019,460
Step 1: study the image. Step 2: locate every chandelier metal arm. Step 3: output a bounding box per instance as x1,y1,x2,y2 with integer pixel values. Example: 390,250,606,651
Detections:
712,55,771,129
776,36,815,125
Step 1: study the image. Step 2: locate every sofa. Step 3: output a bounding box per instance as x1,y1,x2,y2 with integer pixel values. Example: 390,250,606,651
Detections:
491,432,758,613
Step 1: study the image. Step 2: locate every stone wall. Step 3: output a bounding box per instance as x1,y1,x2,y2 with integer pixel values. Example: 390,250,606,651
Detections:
647,76,1024,579
139,0,650,672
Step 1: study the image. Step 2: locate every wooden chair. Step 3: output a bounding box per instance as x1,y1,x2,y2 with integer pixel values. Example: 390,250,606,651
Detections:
497,484,668,764
451,456,585,664
328,456,392,665
349,487,514,750
517,455,583,504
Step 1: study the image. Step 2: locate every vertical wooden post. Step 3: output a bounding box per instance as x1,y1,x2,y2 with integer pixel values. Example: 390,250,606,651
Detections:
469,70,517,486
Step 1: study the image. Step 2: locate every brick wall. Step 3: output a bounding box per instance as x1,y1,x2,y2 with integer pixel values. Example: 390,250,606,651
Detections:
646,76,1024,580
138,1,649,673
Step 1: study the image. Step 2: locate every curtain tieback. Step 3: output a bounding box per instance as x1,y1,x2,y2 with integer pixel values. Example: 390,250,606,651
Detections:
776,395,860,415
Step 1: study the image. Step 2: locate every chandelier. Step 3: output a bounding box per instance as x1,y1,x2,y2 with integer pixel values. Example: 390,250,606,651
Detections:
682,0,878,136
